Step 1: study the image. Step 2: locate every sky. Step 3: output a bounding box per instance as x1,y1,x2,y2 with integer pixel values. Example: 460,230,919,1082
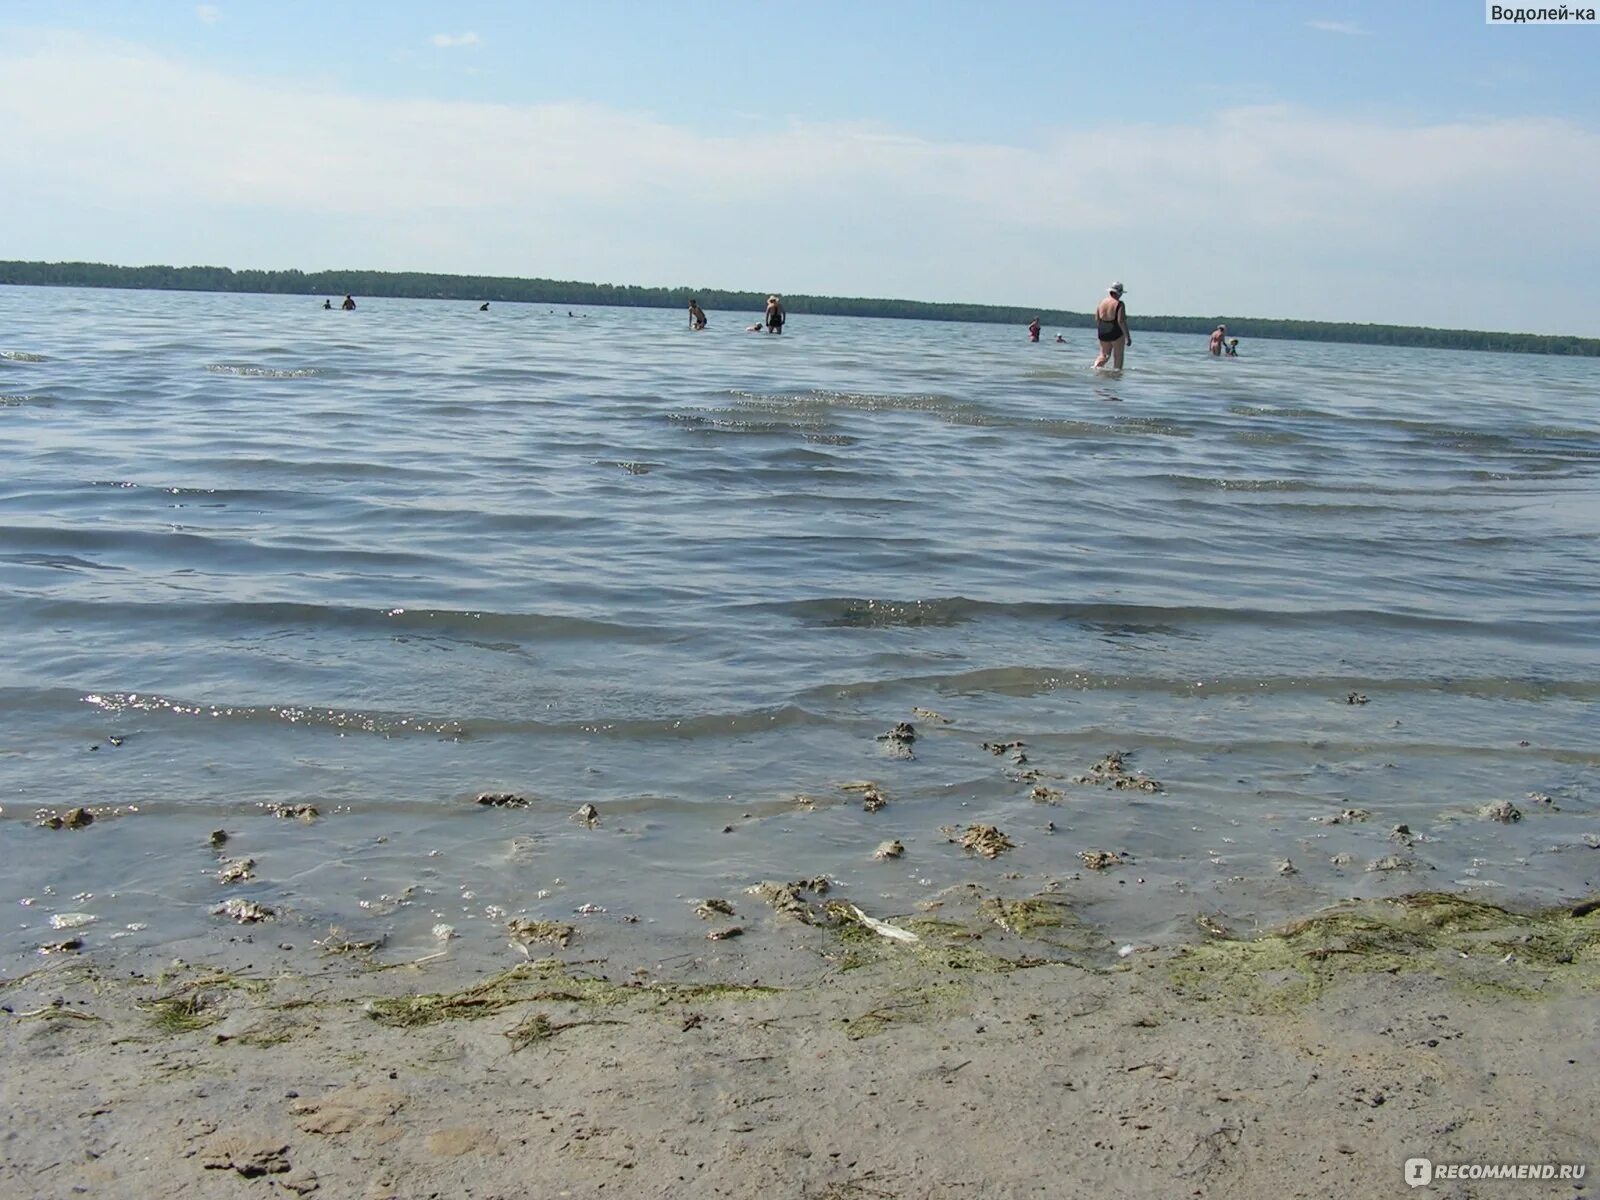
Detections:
2,1,1597,333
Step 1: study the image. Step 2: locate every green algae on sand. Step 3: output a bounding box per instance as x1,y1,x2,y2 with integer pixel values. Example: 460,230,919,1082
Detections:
364,961,777,1028
1168,892,1600,1011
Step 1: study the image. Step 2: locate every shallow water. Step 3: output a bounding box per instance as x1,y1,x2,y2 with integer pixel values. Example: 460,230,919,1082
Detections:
2,285,1598,974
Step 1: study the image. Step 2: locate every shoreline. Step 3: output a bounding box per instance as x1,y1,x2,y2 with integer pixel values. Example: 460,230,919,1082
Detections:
4,890,1596,1198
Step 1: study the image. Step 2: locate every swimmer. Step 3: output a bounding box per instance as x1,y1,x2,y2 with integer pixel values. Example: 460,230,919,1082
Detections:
341,294,356,311
479,302,490,311
323,299,332,310
1209,324,1227,356
764,295,786,334
1055,334,1066,344
688,298,707,330
1028,316,1041,343
1225,337,1240,357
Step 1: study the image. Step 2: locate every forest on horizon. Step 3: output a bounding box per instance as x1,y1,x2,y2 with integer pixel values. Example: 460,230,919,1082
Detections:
3,260,1594,356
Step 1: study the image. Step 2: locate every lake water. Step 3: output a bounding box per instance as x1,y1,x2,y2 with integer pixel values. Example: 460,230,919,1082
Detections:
2,285,1597,976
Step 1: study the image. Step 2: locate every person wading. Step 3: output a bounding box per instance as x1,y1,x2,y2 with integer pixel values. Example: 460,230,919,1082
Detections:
1093,283,1130,369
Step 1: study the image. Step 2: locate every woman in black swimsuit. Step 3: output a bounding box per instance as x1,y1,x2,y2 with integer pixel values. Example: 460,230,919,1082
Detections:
1093,282,1130,369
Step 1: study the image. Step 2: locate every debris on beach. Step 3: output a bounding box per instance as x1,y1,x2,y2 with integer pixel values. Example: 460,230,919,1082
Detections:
49,912,96,930
1526,791,1555,806
504,1011,625,1052
36,806,96,830
1366,855,1416,873
1030,784,1064,804
831,903,919,944
911,707,950,724
1316,808,1371,825
264,803,318,822
873,839,905,860
212,898,274,923
314,927,383,956
746,877,832,923
695,898,737,919
706,926,743,941
507,918,574,949
217,858,256,885
1080,849,1126,871
1073,751,1163,793
571,802,601,828
1346,692,1370,705
200,1138,292,1179
839,781,888,810
209,829,229,848
573,903,606,915
1479,800,1522,823
1391,825,1414,845
1330,853,1354,867
38,938,83,954
1276,859,1298,876
475,792,530,809
982,740,1025,756
942,824,1014,859
877,722,917,759
1195,913,1232,938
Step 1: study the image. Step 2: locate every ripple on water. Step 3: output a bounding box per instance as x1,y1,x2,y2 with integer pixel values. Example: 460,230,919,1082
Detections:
2,288,1598,970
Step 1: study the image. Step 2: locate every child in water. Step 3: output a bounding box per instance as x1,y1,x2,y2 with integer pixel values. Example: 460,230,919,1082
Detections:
1225,338,1239,357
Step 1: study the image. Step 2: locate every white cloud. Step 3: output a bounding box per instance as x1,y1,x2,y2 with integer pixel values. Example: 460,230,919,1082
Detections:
430,32,480,49
195,5,220,23
1,33,1596,328
1308,19,1369,35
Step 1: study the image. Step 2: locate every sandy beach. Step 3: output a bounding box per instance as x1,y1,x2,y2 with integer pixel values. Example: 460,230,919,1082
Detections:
4,889,1596,1200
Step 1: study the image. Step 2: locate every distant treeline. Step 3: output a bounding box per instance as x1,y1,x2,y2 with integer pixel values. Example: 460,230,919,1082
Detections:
3,259,1596,357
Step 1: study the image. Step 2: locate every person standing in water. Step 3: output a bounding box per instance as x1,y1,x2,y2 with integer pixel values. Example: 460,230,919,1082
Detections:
764,295,786,334
323,299,332,310
1209,324,1228,355
341,295,357,311
1028,316,1041,342
1093,283,1130,369
688,298,708,330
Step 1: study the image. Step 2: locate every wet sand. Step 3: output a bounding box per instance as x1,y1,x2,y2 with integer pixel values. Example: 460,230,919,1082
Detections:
4,893,1597,1199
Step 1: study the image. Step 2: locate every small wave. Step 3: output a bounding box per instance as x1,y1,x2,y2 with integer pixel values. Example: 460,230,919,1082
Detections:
763,595,1589,642
205,363,324,379
76,691,828,741
799,667,1600,706
0,552,125,573
1162,475,1318,493
13,597,672,645
0,350,48,363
